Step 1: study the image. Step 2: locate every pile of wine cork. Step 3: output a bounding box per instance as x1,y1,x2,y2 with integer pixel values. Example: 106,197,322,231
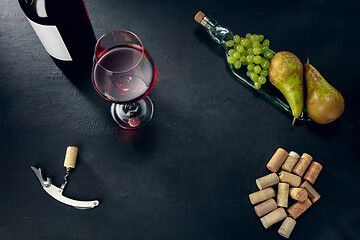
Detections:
249,148,322,238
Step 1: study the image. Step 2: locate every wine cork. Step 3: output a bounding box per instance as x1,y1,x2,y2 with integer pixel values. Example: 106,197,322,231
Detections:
287,198,312,219
292,153,312,177
277,183,289,208
266,148,288,172
278,171,301,187
254,198,277,217
194,11,205,23
303,161,323,184
64,146,78,169
249,187,276,205
300,181,321,203
278,217,296,239
256,173,279,190
289,188,308,202
281,151,300,172
260,208,287,229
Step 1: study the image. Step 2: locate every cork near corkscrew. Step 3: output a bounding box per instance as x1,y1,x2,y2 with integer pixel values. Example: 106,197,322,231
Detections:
61,146,79,190
64,146,78,169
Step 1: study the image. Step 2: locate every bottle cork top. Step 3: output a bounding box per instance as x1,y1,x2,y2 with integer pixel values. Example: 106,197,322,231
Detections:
194,11,205,23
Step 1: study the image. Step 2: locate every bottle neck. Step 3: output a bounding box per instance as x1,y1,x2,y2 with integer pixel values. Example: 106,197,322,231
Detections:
199,15,233,45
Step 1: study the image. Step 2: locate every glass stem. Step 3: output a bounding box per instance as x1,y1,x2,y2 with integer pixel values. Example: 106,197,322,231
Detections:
123,103,139,117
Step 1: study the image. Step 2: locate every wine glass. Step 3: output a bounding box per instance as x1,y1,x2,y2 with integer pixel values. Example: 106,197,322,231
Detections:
92,30,157,129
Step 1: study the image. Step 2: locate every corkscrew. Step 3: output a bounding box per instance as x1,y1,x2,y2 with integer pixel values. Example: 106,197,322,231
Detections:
31,146,99,210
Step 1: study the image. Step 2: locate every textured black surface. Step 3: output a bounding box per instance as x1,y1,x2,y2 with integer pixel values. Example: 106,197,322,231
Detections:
1,0,360,239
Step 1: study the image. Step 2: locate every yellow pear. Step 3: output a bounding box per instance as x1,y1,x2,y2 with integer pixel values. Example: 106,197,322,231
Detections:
304,57,344,124
269,51,304,126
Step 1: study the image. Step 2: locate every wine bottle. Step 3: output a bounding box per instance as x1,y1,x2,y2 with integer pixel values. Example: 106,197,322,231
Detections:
194,11,310,122
18,0,96,74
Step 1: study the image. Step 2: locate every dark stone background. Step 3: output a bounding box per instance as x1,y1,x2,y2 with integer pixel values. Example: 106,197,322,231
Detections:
0,0,359,239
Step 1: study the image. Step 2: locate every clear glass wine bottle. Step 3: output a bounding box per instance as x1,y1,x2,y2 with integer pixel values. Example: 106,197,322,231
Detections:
195,11,310,122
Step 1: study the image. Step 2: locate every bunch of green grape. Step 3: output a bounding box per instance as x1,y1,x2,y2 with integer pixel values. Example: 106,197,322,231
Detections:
225,33,273,89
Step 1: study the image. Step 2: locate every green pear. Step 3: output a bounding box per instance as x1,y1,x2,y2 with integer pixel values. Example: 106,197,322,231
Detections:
304,57,344,124
269,51,304,125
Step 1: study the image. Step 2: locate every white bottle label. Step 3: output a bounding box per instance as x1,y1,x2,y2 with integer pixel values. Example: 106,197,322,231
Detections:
27,17,72,61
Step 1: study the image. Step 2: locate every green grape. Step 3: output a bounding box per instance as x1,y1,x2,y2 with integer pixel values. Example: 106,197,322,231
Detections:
233,35,241,43
233,43,239,50
232,51,240,59
239,55,246,63
260,59,270,69
258,76,266,84
234,60,241,69
236,45,244,53
252,42,260,48
258,35,264,42
228,49,235,56
246,33,251,39
225,40,234,47
246,71,252,77
240,38,249,47
250,72,258,82
254,65,262,74
260,69,268,77
263,39,270,47
249,34,258,42
253,47,261,55
264,50,273,59
227,55,236,64
246,54,254,64
247,64,255,72
253,56,262,64
247,48,253,55
261,45,269,54
254,82,261,89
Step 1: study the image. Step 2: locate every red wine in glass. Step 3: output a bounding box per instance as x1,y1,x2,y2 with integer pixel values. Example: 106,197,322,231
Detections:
93,46,156,104
92,30,157,129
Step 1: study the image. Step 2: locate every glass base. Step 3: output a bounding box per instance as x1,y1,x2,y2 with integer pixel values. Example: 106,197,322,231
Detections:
110,96,154,129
